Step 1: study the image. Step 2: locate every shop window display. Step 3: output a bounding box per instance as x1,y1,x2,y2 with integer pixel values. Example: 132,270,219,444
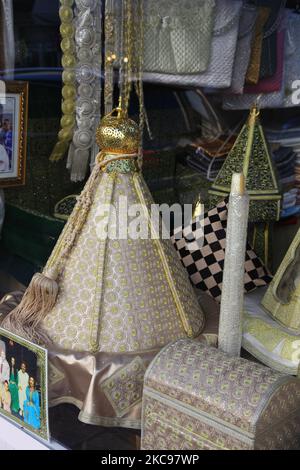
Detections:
0,0,299,452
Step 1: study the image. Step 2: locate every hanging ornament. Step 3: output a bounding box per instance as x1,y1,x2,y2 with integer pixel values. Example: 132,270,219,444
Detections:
50,0,102,182
50,0,77,162
66,0,102,181
209,105,281,265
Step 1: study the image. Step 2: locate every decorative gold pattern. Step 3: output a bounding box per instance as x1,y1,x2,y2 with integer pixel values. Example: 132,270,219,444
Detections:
262,228,300,333
209,107,281,223
142,396,250,450
43,110,204,428
101,356,146,417
96,108,140,154
43,171,204,352
142,339,300,449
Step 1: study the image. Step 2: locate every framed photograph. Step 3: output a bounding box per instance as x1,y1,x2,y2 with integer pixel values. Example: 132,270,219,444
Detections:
0,81,28,187
0,327,49,442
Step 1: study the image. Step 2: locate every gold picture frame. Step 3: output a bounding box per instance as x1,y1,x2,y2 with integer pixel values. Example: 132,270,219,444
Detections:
0,81,28,187
0,327,49,442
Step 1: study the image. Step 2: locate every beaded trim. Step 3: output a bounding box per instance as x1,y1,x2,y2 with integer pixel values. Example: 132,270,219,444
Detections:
67,0,102,182
50,0,77,162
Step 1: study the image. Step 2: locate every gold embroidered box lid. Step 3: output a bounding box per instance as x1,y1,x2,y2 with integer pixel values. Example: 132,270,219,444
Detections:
144,339,300,440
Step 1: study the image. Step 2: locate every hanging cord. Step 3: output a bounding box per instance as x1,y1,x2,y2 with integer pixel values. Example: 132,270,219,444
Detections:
104,0,117,114
118,0,126,104
133,0,145,168
122,0,133,112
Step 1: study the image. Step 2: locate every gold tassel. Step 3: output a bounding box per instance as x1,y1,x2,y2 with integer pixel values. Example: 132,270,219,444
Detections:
1,272,58,343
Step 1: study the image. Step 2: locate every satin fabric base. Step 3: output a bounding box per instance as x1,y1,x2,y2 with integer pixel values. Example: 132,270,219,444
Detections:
47,346,161,429
47,290,219,429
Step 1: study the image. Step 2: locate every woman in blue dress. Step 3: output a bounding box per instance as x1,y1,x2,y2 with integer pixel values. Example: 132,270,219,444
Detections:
23,377,40,430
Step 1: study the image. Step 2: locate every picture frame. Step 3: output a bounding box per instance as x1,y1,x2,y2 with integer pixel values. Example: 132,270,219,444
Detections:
0,327,49,442
0,81,28,187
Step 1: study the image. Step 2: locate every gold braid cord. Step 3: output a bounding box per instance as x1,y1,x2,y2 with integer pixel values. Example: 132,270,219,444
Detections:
120,0,145,167
45,162,101,274
50,0,76,161
104,0,117,114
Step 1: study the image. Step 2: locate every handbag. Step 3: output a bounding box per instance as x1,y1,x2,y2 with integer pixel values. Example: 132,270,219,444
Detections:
227,4,258,94
244,25,285,94
143,0,216,74
223,12,287,110
245,6,270,85
223,10,300,110
143,0,243,89
258,0,287,80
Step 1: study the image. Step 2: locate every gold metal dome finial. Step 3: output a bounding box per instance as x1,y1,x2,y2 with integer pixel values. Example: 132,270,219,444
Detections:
96,97,140,154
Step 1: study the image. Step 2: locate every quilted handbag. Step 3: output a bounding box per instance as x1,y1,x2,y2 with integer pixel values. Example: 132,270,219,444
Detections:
143,0,216,74
143,0,243,88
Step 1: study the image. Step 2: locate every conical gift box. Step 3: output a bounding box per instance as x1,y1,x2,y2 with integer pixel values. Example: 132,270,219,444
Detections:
209,106,281,223
209,106,281,264
23,109,205,428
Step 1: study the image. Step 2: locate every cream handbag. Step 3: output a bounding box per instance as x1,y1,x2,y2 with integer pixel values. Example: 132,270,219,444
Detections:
143,0,243,88
143,0,216,74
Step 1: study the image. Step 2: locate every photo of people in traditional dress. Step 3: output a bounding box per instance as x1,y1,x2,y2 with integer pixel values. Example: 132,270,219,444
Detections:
0,110,14,173
0,333,41,431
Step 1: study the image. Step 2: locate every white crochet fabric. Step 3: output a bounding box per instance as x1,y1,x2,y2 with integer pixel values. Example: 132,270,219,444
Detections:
143,0,216,74
143,0,242,88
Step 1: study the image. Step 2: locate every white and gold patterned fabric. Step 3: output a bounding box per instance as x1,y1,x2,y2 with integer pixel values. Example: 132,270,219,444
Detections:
243,287,300,376
42,158,205,428
262,228,300,334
